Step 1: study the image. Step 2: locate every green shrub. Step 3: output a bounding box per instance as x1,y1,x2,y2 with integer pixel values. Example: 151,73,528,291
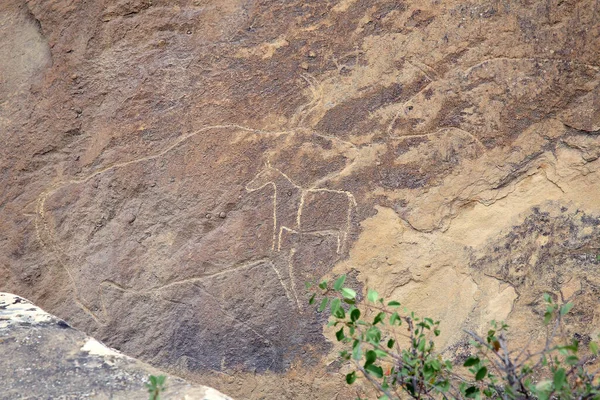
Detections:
307,275,600,399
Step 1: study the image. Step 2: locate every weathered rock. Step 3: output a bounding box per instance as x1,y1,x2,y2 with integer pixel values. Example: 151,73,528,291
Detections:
1,0,600,398
0,293,232,399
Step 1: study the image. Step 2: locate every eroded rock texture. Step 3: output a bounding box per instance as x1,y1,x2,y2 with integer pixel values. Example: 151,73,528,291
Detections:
0,292,232,399
1,0,599,398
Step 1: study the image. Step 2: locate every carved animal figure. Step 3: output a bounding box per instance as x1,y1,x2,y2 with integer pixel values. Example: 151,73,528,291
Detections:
246,163,356,254
246,163,356,310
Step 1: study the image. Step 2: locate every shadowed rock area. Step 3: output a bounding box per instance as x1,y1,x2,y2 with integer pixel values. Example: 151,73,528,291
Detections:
1,0,600,398
0,293,232,399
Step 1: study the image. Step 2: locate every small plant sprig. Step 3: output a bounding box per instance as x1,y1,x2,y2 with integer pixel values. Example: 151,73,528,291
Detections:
146,375,167,400
308,275,600,400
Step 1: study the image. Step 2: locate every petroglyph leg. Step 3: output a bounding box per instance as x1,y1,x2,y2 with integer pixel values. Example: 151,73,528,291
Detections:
287,248,302,312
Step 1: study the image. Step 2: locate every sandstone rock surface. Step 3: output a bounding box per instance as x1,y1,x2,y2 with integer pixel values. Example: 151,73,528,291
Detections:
0,292,232,399
1,0,600,398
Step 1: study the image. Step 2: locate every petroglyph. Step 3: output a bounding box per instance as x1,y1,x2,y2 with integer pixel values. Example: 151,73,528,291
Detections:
462,57,600,76
33,55,598,324
246,163,356,308
33,121,359,323
290,74,324,128
5,0,600,388
33,124,298,323
247,163,356,252
98,258,278,363
389,127,487,156
388,57,600,138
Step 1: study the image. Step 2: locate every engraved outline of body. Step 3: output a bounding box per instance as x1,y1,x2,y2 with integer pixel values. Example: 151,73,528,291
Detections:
32,123,357,322
32,125,297,325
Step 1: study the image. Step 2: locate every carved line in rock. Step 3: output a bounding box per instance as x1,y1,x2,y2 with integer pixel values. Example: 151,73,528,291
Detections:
33,124,292,325
34,53,588,328
245,162,357,310
99,257,279,367
463,57,600,76
289,73,324,128
32,123,358,325
387,56,600,137
406,57,440,81
386,59,437,135
389,127,487,152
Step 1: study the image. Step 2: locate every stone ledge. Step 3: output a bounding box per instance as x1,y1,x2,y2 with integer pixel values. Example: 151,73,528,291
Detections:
0,293,232,400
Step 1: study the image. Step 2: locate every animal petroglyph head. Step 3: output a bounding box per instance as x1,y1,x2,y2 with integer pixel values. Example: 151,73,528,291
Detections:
245,164,294,192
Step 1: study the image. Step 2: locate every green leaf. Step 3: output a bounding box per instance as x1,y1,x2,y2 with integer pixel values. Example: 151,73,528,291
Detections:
463,356,480,367
475,366,487,381
346,371,357,384
336,327,345,341
366,327,381,344
365,364,384,378
560,302,574,316
543,293,552,303
373,312,385,325
150,375,157,386
156,375,166,385
434,328,440,337
565,355,579,365
374,349,388,358
318,297,329,312
330,298,341,316
341,287,357,300
435,380,450,393
305,281,312,290
465,386,479,398
350,308,361,322
368,289,379,303
389,312,401,325
364,350,377,367
535,380,552,393
429,359,441,371
387,300,401,307
417,338,426,352
352,340,361,360
590,341,599,355
559,341,579,353
318,280,327,290
387,338,395,349
553,368,566,391
382,376,389,390
544,311,552,325
334,275,346,291
308,293,316,305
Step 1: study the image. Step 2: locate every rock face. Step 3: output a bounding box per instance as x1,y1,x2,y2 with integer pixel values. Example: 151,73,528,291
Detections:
1,0,600,398
0,292,232,399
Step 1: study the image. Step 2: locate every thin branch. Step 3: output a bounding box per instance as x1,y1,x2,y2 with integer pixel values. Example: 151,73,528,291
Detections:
355,362,396,400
